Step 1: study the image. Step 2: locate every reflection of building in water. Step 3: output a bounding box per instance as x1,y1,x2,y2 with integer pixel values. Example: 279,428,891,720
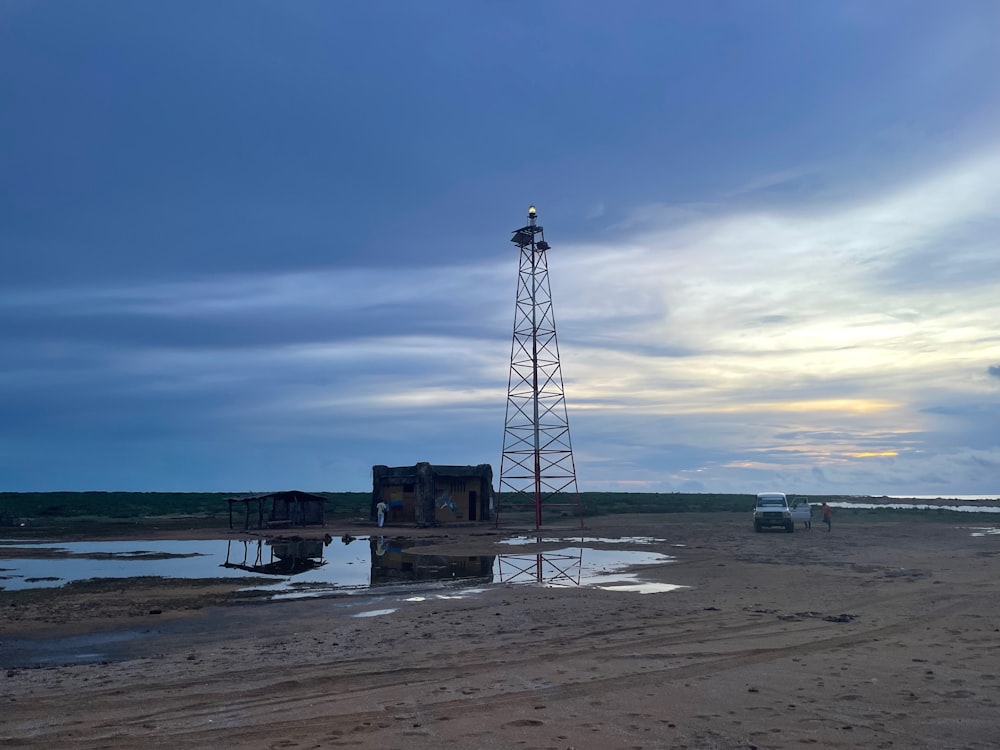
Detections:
371,463,493,526
223,537,328,576
369,537,494,585
496,549,583,587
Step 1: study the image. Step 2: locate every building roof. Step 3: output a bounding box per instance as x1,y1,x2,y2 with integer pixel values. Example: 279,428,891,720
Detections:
373,464,492,479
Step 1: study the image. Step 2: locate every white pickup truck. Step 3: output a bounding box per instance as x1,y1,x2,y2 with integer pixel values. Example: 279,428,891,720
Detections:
753,492,811,533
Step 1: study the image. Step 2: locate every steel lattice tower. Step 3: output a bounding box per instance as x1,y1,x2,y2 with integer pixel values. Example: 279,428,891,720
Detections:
497,206,583,529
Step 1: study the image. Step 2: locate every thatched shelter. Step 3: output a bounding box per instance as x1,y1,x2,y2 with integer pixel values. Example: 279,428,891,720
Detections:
226,490,328,530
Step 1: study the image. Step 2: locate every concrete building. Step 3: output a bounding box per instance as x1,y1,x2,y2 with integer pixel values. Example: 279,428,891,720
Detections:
371,463,493,526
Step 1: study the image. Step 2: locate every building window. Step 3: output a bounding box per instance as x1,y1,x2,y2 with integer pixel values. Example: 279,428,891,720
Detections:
402,483,414,493
450,481,467,492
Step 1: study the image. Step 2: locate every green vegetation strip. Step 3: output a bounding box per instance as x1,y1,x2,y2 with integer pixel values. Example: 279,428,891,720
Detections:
3,491,996,533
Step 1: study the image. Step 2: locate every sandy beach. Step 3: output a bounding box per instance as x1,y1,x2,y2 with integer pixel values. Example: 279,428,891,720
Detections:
2,512,999,749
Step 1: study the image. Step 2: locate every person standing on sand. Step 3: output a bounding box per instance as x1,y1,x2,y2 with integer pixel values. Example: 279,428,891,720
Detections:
822,502,832,532
376,500,388,528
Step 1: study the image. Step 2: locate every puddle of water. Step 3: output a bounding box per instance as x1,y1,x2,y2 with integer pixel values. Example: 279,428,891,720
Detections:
494,546,673,588
500,535,666,546
2,630,148,666
0,539,687,668
0,539,369,591
596,581,688,594
352,608,397,618
403,592,481,602
0,536,681,599
830,502,1000,513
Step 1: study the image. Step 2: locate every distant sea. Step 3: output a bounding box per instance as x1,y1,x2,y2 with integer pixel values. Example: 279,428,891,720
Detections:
830,496,1000,514
881,495,1000,502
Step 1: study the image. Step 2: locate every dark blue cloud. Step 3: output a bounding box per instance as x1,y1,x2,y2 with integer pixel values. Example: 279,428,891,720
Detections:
5,2,998,286
0,298,505,351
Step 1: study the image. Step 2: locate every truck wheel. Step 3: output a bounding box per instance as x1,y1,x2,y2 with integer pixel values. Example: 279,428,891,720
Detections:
754,521,762,533
786,522,794,533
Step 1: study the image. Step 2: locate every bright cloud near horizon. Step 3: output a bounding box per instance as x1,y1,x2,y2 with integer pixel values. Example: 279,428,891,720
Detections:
2,2,999,496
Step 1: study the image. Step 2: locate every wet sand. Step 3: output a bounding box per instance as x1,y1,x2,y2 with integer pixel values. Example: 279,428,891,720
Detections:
2,513,1000,749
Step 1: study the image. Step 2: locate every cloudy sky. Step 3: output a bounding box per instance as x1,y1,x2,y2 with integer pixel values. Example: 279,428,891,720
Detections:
2,2,999,496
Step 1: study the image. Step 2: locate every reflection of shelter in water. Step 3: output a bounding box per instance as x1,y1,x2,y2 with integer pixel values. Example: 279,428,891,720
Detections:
223,538,328,576
369,537,494,585
496,549,583,586
226,490,328,530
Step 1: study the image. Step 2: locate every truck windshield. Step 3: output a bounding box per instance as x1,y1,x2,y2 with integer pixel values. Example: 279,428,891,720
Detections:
758,498,784,506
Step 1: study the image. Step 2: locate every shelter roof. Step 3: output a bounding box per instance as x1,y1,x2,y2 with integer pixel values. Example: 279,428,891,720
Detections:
226,490,329,503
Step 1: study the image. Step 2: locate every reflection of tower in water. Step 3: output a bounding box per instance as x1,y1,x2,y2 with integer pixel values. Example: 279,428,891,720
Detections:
496,545,583,587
